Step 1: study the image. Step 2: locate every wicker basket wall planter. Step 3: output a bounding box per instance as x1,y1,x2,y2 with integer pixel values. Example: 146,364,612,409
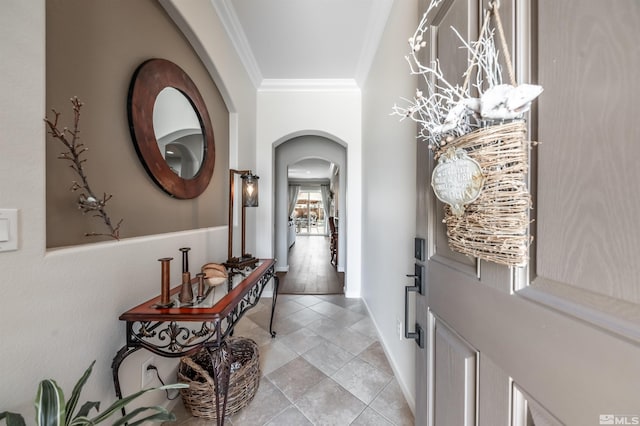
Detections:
393,0,542,268
177,337,260,420
436,120,532,267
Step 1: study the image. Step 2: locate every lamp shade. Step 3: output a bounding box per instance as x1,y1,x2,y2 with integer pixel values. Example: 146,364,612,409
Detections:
241,173,259,207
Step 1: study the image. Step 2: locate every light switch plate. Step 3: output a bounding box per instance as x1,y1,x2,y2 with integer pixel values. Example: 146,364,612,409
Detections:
0,209,18,252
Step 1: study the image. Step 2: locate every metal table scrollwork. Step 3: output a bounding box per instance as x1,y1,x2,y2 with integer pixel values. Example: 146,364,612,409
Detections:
112,259,278,425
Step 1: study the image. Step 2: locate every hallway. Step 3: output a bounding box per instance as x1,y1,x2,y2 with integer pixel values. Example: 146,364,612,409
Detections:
169,243,413,425
170,236,415,424
278,236,344,295
171,293,414,425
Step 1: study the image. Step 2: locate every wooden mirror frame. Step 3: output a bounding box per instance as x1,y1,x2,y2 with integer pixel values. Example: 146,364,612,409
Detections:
127,58,215,199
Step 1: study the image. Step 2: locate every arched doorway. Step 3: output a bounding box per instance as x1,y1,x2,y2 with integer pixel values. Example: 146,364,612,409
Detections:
274,135,346,294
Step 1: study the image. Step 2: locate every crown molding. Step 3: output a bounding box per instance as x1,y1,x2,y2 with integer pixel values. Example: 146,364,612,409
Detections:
211,0,394,90
258,79,361,92
355,0,394,86
212,0,262,88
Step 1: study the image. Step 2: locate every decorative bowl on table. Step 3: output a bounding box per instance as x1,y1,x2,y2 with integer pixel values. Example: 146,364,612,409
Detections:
201,262,228,286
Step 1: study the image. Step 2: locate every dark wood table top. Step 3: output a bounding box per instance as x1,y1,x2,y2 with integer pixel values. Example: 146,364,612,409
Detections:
119,259,275,323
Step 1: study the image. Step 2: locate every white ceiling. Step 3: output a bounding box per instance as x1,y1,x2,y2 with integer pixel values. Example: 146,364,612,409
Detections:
288,158,334,180
212,1,393,180
212,0,394,87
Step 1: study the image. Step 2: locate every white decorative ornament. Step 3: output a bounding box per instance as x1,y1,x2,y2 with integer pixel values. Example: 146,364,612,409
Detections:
431,148,484,216
480,84,543,120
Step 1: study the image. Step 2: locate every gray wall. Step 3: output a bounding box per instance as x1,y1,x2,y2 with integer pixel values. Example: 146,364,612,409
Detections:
361,0,419,408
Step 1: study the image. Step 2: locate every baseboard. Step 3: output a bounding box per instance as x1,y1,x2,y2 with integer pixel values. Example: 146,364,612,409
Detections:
344,288,360,298
275,265,289,272
361,298,416,416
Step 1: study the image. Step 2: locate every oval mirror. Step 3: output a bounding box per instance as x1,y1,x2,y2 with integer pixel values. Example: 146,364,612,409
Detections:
128,58,215,199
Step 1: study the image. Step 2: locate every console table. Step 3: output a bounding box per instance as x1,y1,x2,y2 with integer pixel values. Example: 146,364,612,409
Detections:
111,259,278,424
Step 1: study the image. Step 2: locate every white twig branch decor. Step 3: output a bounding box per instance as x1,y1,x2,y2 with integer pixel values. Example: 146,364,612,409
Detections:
392,0,545,267
392,0,542,151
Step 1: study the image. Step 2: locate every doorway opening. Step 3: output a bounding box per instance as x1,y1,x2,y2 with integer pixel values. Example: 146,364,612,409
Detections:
274,135,346,294
294,188,327,236
281,182,342,294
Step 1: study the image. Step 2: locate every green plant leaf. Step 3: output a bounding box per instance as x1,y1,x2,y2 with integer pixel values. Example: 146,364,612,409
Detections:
35,379,65,426
0,412,27,426
157,384,189,391
87,384,187,424
65,361,95,425
2,364,186,426
111,406,176,426
74,401,100,419
67,415,91,426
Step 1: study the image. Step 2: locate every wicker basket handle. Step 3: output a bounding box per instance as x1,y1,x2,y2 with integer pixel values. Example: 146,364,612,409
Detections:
461,0,516,95
181,355,216,388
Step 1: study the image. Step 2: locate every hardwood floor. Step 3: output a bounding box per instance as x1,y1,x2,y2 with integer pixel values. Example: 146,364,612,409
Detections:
278,236,344,295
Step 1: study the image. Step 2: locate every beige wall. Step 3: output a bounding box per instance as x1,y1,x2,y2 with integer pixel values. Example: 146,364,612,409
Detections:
1,0,420,418
46,0,229,248
0,0,255,416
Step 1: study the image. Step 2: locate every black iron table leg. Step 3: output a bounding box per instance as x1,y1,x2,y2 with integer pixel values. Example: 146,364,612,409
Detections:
111,344,142,419
269,274,279,337
208,343,232,426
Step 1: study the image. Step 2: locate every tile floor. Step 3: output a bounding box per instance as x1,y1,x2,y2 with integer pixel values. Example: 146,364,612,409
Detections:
170,294,414,425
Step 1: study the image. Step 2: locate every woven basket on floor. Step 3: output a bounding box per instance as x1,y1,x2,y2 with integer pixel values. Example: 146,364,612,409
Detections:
177,337,260,420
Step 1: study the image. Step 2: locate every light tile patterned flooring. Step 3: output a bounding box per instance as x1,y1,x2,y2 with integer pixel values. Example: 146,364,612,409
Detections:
171,294,414,425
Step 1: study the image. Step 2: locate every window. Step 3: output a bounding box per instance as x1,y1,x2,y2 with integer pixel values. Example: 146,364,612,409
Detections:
293,189,325,235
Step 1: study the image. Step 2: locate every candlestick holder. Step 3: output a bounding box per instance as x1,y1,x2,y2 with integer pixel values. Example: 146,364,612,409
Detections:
154,257,174,308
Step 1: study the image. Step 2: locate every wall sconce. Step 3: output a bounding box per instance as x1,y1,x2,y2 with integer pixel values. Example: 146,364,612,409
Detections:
226,169,260,269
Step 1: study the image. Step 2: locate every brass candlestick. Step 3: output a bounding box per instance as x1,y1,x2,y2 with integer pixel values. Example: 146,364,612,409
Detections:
196,272,205,301
178,247,193,303
179,247,190,273
179,272,193,303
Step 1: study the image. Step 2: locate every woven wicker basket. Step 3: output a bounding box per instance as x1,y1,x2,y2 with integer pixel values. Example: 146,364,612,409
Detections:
177,337,260,420
438,120,532,267
429,1,536,268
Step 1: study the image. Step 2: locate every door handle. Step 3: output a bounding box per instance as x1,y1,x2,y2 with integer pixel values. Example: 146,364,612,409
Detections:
405,278,424,348
406,263,424,294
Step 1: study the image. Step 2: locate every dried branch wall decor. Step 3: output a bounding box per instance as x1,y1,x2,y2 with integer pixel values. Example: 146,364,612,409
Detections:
393,0,543,267
44,97,123,240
